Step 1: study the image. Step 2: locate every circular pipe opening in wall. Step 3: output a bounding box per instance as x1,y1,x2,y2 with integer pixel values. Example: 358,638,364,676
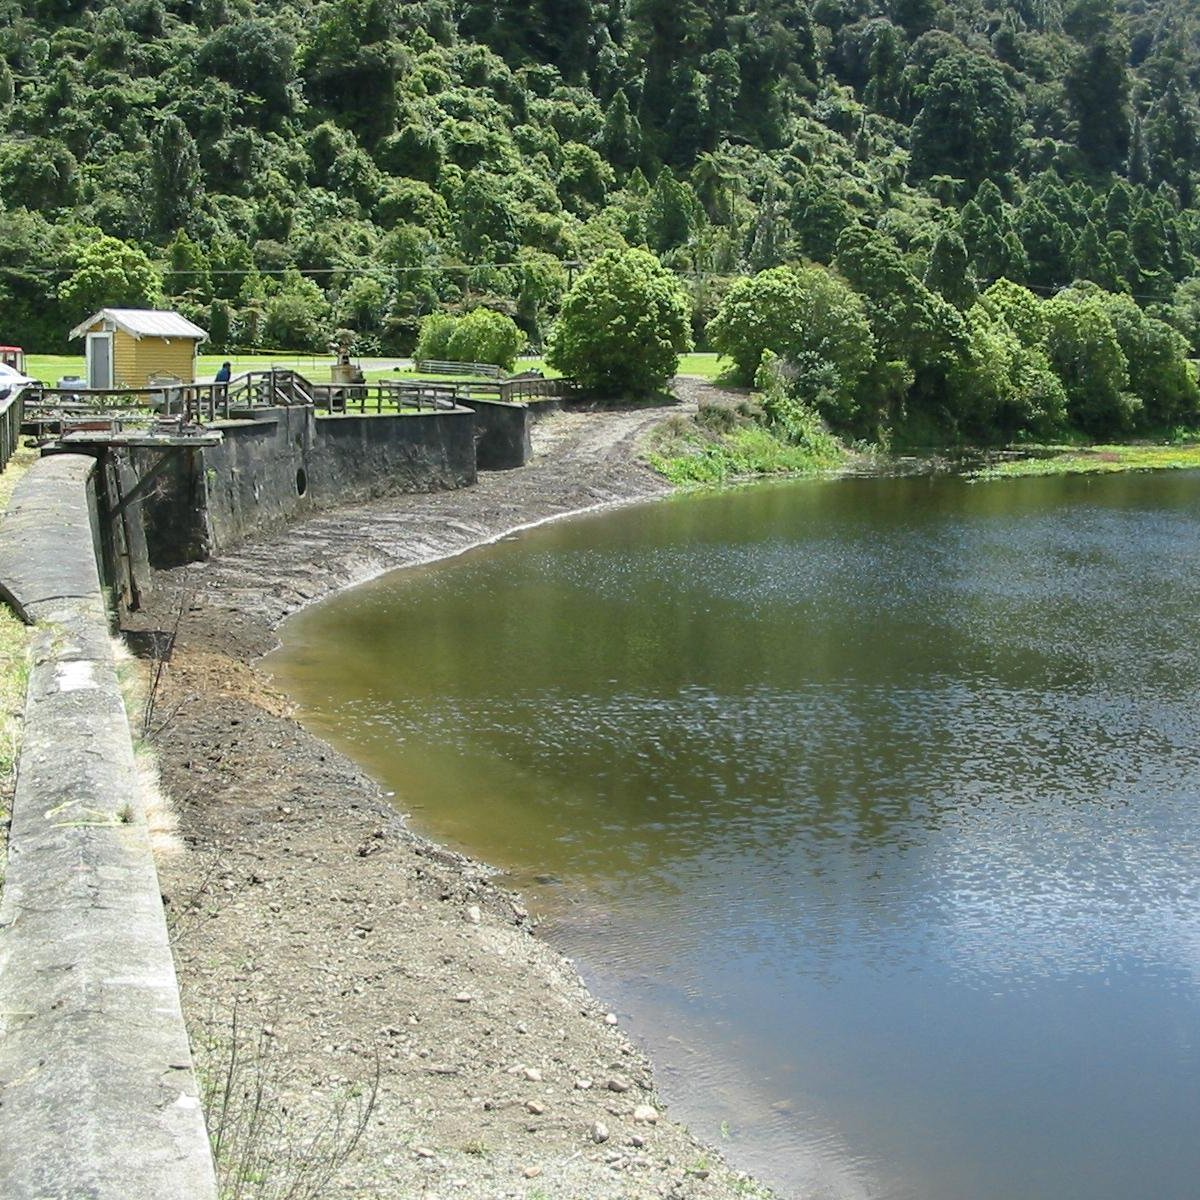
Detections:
296,468,308,497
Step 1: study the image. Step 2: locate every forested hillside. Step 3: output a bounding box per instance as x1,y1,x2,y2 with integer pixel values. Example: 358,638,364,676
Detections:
3,0,1200,439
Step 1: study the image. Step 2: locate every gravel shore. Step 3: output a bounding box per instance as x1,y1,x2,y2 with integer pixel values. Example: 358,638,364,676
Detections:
127,380,780,1199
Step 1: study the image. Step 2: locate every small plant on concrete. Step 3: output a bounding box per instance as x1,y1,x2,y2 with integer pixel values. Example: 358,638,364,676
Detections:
0,448,34,900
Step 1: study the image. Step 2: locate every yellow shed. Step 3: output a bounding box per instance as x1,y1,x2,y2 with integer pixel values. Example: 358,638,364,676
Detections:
69,308,208,389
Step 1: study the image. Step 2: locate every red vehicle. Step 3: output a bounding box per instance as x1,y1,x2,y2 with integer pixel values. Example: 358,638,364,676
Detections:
0,346,24,372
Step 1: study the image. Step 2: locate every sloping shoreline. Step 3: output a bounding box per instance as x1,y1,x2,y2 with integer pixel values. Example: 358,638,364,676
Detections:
127,382,780,1199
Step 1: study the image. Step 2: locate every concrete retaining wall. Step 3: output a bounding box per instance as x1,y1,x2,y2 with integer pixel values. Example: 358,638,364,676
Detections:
0,454,217,1200
132,405,477,566
467,398,532,470
463,396,566,471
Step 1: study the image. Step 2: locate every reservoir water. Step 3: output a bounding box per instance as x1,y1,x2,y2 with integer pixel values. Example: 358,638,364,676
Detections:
265,471,1200,1200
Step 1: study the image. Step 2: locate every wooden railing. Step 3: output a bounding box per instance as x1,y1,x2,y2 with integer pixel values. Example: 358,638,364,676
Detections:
461,376,580,404
415,359,503,379
310,378,461,415
21,369,580,435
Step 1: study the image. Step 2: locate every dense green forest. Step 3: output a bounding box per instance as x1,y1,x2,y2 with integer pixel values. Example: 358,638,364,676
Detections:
3,0,1200,440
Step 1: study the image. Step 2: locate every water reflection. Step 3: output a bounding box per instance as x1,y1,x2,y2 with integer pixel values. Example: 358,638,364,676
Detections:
267,471,1200,1200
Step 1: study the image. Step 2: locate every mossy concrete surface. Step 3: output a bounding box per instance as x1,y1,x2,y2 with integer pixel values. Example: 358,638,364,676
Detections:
0,454,216,1199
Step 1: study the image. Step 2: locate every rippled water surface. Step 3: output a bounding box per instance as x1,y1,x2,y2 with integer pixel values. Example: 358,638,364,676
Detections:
266,472,1200,1200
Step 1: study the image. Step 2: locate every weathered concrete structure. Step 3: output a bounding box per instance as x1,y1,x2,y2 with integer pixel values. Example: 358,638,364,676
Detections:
0,454,217,1200
135,404,477,568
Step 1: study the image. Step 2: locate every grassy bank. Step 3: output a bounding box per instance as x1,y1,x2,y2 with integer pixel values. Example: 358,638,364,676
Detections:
649,389,847,484
969,441,1200,480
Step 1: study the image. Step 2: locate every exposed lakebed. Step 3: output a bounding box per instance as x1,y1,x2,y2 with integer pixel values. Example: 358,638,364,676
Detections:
266,470,1200,1200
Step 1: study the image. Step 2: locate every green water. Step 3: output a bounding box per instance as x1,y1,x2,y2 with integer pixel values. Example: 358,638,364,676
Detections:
266,471,1200,1200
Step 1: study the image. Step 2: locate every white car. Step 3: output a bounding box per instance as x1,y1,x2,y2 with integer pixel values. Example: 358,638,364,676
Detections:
0,362,35,402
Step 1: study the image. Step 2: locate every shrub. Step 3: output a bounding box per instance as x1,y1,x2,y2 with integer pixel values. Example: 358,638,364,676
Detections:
546,247,692,396
445,307,524,370
414,312,456,361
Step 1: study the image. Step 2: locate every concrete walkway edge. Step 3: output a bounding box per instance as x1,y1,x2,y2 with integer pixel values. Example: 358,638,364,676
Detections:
0,454,217,1199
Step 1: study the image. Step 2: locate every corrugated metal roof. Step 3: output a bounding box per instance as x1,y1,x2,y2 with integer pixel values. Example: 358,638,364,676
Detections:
69,309,209,341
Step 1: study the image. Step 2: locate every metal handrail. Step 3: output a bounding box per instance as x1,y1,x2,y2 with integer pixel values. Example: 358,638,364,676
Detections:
22,369,580,434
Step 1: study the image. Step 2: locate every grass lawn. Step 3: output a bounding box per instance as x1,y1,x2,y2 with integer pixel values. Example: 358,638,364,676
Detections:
25,351,567,385
25,351,345,383
675,352,735,380
24,350,729,385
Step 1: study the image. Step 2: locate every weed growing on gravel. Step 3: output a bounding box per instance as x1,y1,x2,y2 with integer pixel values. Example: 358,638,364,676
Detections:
197,1007,379,1200
111,639,183,858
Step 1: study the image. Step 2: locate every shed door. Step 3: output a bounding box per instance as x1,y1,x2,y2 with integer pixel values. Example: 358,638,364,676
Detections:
86,332,114,389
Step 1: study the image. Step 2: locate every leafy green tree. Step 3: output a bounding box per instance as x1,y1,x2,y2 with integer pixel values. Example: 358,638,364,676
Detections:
262,271,332,352
59,234,162,325
644,169,700,253
1072,222,1123,291
208,298,232,353
708,264,875,428
708,266,808,381
1145,78,1199,201
924,228,977,310
514,249,569,344
1043,289,1135,435
150,116,202,237
745,176,788,271
547,247,692,395
949,302,1067,440
378,124,444,184
1163,277,1200,356
164,229,211,302
1017,198,1076,290
0,136,78,211
598,90,643,173
834,224,966,375
691,148,744,226
909,53,1021,191
703,48,741,142
0,208,74,351
336,276,389,342
977,279,1046,348
558,142,614,214
299,0,404,144
196,19,296,125
1098,291,1200,428
863,21,908,119
1128,205,1171,298
209,236,256,303
455,172,520,262
1065,10,1130,174
789,179,856,264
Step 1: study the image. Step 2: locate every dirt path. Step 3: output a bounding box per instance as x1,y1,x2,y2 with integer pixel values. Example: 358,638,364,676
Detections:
128,381,778,1200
